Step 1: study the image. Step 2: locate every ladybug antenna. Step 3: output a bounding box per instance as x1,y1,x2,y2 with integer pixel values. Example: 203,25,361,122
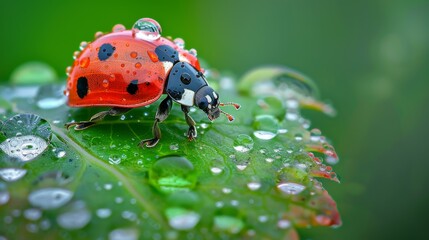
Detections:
220,109,235,122
219,102,241,110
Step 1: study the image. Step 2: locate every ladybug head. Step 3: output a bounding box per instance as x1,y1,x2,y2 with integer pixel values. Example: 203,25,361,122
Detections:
166,62,240,122
195,86,220,121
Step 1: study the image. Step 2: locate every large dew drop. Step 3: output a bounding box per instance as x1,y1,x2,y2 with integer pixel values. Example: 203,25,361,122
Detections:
28,188,73,210
253,115,279,140
132,18,162,41
149,156,197,193
0,135,48,162
0,114,51,161
233,134,254,153
57,201,91,230
36,85,67,109
0,168,27,182
165,207,201,230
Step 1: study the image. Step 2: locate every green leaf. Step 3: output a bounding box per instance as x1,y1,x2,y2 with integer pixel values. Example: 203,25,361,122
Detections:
0,67,341,239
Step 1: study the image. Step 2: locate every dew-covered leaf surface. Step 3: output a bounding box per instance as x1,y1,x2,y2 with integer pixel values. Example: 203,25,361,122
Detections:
0,68,341,239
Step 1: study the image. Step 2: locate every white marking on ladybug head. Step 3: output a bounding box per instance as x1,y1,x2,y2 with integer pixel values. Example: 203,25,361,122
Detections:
212,91,218,99
162,62,174,74
175,88,195,107
205,95,212,103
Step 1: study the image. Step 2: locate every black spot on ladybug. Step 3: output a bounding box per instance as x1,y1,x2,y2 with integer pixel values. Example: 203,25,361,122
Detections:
145,81,150,86
98,43,116,61
155,45,179,63
127,80,139,95
77,76,88,99
180,73,191,85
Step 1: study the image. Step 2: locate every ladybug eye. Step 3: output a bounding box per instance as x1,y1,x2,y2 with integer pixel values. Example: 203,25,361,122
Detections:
132,18,162,41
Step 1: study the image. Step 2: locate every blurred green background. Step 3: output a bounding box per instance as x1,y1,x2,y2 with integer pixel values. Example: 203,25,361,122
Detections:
1,0,428,239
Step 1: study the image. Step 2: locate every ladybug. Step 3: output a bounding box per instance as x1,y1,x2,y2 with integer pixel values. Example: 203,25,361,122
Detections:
64,18,239,147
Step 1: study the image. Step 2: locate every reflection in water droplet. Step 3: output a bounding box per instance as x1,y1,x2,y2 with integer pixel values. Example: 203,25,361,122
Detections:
233,134,254,153
277,182,306,195
0,168,27,182
247,182,261,191
149,156,197,193
28,188,73,210
96,208,112,218
165,207,200,230
253,115,279,140
214,215,244,234
132,18,162,41
277,219,291,229
0,135,48,162
24,208,42,221
109,228,139,240
57,201,91,230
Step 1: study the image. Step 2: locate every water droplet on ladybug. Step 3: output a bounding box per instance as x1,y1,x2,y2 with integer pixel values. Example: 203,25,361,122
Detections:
132,18,162,41
79,57,90,68
130,51,138,58
102,79,109,88
109,74,116,82
65,66,72,76
147,50,158,62
94,31,103,39
79,41,88,51
189,48,197,57
112,24,126,32
120,63,125,68
174,38,185,49
135,62,142,69
73,51,80,60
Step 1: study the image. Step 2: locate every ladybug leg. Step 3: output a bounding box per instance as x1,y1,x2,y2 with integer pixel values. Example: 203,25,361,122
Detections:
65,107,130,130
181,105,197,141
139,97,172,148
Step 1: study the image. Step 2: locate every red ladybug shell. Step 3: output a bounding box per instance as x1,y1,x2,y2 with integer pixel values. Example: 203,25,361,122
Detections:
66,30,201,108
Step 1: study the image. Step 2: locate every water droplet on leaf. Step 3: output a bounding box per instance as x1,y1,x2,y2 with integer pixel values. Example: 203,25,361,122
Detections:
57,201,91,230
149,156,197,193
28,188,73,210
0,168,27,182
0,183,9,205
109,228,139,240
277,182,306,195
213,215,244,234
247,181,261,191
36,85,67,109
233,134,254,153
24,208,42,221
253,115,278,140
96,208,112,218
165,207,200,230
